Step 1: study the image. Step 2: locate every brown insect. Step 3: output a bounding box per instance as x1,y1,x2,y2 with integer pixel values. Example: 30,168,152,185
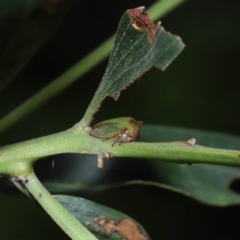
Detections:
127,6,160,43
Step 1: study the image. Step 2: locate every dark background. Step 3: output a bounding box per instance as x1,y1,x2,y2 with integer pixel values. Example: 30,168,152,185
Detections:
1,1,240,239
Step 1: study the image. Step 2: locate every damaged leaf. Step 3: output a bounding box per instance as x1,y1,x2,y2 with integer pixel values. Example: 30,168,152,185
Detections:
54,194,151,240
82,6,184,125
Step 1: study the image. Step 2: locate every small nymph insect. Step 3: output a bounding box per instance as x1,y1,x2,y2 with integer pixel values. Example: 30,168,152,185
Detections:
90,117,143,145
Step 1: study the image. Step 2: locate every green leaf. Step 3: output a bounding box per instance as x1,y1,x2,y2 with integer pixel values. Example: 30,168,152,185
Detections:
138,124,240,206
0,0,74,90
54,194,151,240
81,7,185,126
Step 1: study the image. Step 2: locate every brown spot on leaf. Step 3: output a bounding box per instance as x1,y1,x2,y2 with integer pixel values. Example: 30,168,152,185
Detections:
95,216,147,240
127,6,160,43
38,193,43,198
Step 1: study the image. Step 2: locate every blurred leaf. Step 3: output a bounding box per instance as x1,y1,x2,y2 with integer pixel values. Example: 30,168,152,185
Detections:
0,0,74,90
54,194,151,240
140,124,240,149
137,124,240,206
82,7,184,125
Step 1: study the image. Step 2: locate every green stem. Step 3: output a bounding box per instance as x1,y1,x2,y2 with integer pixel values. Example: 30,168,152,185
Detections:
113,142,240,167
25,172,98,240
0,0,185,134
148,0,186,20
1,129,240,174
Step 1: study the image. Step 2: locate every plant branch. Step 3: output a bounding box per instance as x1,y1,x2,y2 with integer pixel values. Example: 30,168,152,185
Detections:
148,0,186,20
0,128,240,175
25,171,98,240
